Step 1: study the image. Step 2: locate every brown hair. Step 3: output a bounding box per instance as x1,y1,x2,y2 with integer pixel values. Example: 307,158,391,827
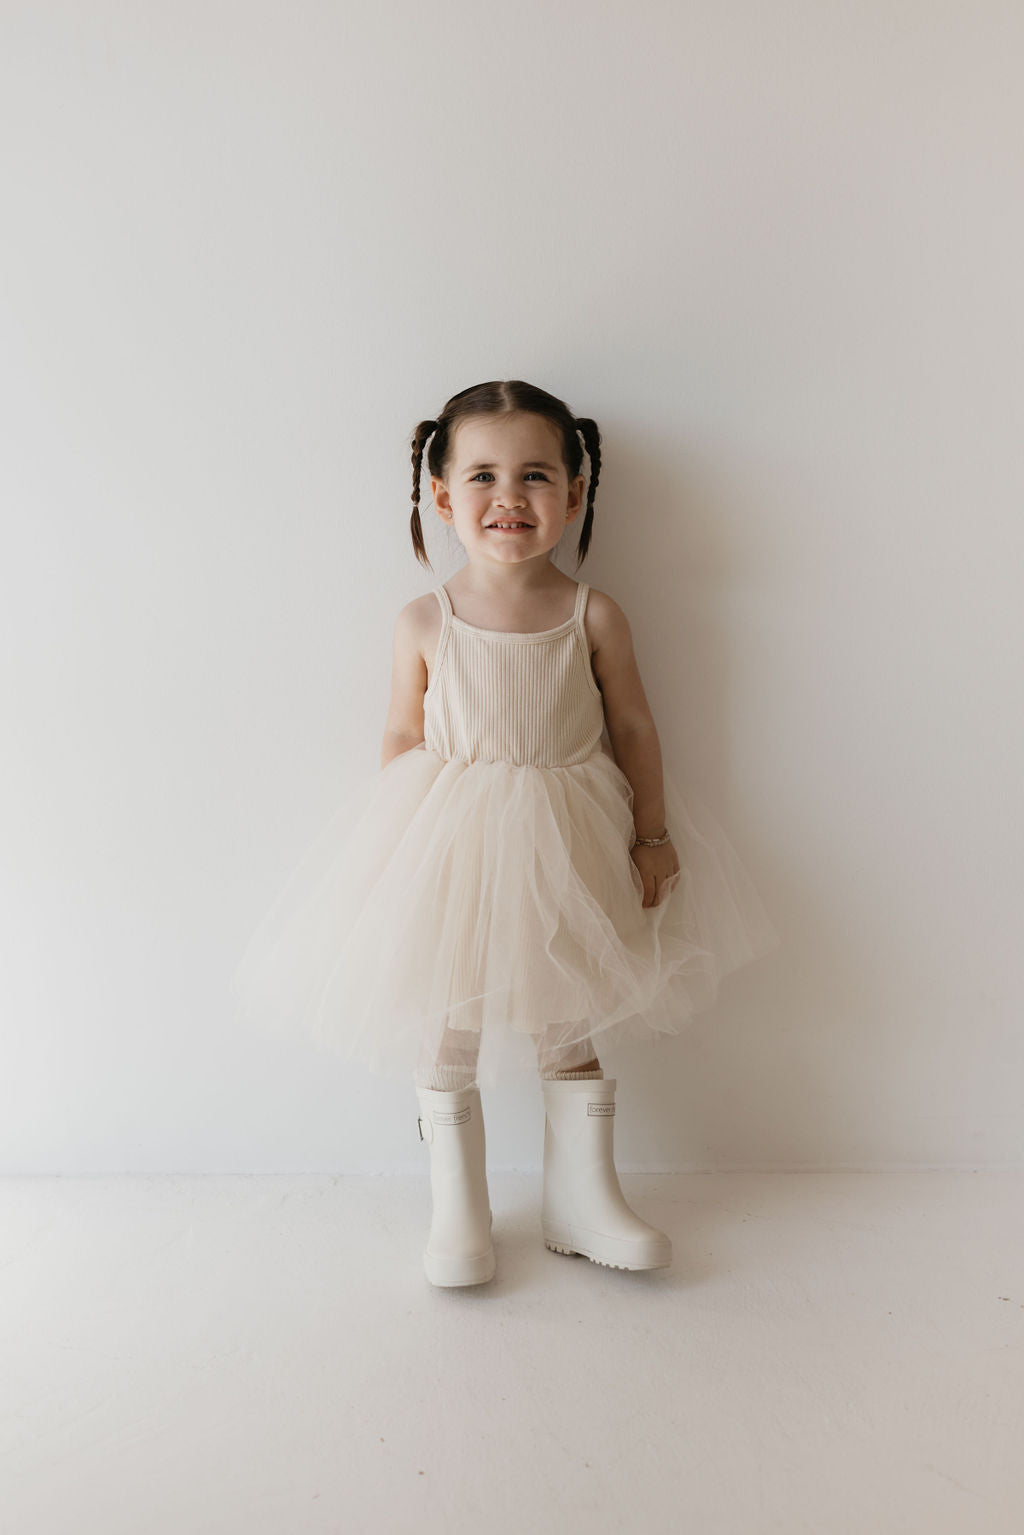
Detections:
408,380,602,572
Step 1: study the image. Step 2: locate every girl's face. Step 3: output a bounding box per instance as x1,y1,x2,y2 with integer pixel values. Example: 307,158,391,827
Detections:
431,413,585,569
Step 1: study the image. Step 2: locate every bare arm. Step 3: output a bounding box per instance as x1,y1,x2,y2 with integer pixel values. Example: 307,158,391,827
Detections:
588,591,681,906
588,592,668,837
381,600,429,769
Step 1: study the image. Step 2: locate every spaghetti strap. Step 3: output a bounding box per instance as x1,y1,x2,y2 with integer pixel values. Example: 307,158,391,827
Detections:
574,582,590,628
427,586,453,702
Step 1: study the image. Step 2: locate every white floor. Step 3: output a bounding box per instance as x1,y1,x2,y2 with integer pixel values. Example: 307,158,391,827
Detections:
2,1171,1022,1534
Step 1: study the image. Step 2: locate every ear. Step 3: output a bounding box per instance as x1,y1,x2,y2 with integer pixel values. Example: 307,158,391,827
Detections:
430,477,452,517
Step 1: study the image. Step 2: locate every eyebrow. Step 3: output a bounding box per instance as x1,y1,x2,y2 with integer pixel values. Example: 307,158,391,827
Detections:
464,461,558,471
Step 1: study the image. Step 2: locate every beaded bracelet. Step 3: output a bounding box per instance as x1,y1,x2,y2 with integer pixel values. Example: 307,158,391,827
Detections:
633,827,672,847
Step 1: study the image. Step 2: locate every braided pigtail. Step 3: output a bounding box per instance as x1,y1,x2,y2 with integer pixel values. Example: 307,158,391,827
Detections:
409,419,438,570
571,416,602,570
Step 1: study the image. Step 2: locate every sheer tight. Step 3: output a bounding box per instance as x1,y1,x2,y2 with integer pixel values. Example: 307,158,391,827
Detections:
413,1023,603,1088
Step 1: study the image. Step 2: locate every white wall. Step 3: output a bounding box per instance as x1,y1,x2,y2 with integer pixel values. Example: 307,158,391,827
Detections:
2,1,1021,1173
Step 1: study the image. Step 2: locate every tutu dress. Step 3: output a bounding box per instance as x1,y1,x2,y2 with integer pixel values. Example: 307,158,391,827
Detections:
229,580,780,1088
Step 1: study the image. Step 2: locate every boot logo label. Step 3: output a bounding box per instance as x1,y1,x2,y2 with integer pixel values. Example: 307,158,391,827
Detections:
432,1107,471,1125
588,1102,615,1116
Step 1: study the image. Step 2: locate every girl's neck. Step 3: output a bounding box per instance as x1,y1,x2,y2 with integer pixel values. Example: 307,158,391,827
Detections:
448,560,570,602
444,565,578,629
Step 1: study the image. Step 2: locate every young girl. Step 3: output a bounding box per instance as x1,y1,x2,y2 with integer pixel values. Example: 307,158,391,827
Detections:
230,379,780,1288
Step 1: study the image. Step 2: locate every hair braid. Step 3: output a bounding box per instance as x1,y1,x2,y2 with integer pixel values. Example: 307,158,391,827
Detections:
409,419,438,569
571,416,601,570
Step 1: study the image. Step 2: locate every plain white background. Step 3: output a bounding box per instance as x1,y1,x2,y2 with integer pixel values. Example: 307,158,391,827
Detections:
1,0,1021,1175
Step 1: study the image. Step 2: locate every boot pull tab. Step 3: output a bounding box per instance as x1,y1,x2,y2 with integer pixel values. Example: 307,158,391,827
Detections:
417,1114,434,1144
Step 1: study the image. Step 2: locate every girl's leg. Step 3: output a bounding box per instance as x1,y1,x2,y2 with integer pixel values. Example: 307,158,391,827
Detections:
414,1019,601,1084
414,1019,482,1091
535,1032,604,1080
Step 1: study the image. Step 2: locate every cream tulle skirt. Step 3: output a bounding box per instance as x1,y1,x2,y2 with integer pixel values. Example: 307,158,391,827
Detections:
228,741,781,1087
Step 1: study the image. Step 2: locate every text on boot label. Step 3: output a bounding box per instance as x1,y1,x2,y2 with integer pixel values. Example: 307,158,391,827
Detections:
432,1107,471,1125
588,1102,615,1116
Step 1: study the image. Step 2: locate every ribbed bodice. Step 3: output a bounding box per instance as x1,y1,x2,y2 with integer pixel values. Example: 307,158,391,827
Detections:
423,582,606,767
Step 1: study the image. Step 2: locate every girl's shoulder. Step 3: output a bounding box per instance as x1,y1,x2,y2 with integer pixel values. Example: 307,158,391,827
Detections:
397,589,446,686
581,584,630,645
392,589,443,640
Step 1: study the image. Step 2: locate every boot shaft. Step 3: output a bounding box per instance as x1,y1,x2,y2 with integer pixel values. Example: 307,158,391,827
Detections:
414,1081,495,1286
541,1077,620,1206
416,1082,481,1142
415,1082,489,1200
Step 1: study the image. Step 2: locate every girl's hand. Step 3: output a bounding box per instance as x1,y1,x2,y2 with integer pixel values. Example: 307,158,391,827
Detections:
630,839,681,908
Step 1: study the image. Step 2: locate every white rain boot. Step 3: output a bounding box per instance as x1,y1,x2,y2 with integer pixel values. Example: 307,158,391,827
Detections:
541,1078,672,1271
415,1082,496,1287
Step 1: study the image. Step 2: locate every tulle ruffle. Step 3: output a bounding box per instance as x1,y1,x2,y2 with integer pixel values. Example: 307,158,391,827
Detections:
228,742,780,1087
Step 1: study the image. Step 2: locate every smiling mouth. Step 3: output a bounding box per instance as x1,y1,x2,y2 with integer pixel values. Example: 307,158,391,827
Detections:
487,521,533,529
